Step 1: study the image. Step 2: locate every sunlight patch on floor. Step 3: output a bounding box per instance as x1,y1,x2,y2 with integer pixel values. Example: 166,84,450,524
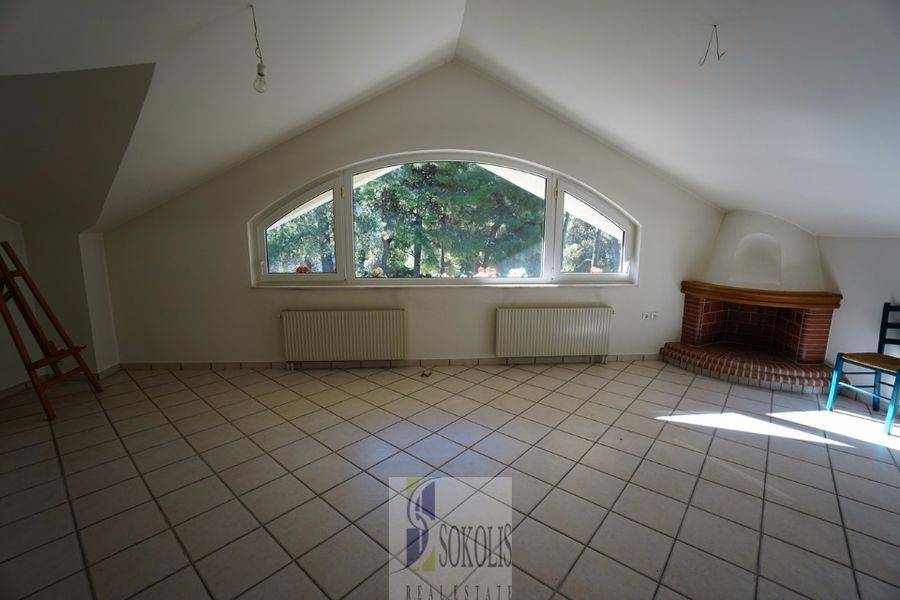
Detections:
656,412,851,447
770,409,900,451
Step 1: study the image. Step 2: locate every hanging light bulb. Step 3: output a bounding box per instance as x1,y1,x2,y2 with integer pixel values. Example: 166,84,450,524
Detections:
250,5,267,93
253,61,267,93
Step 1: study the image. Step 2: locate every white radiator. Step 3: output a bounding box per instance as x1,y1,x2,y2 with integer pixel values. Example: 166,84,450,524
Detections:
496,306,613,357
281,309,406,362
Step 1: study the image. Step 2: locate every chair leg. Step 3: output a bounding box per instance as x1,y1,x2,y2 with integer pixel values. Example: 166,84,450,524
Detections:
873,371,882,412
884,371,900,436
826,353,843,411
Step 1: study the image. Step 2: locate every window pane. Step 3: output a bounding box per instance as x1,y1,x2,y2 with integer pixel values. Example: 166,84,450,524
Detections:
265,189,336,273
352,162,546,279
561,192,624,273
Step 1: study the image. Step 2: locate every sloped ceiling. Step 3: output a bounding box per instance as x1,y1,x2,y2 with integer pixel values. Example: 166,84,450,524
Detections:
458,0,900,236
2,0,899,236
0,0,467,229
0,65,153,230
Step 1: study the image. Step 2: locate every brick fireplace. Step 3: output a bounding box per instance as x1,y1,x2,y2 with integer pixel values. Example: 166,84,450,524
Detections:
662,281,843,391
681,297,835,364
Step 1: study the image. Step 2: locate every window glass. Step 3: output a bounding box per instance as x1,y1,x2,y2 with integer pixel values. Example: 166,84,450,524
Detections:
560,192,625,273
265,189,336,273
352,162,546,279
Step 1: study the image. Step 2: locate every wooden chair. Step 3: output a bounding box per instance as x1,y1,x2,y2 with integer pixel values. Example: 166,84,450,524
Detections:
826,303,900,434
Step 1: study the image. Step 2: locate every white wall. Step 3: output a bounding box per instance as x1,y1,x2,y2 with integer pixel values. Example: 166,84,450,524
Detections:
79,233,120,372
820,237,900,358
703,211,825,291
105,62,723,364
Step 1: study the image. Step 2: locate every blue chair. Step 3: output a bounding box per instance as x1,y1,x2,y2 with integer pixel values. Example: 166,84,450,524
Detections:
826,303,900,434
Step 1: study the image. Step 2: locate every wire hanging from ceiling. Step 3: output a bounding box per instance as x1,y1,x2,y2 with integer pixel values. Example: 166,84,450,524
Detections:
698,24,726,67
250,4,267,93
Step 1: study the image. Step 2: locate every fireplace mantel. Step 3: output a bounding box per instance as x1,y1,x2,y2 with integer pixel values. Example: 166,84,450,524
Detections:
681,281,842,309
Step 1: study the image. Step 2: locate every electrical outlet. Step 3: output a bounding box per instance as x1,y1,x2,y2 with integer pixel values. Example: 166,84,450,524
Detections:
641,311,659,320
650,311,659,320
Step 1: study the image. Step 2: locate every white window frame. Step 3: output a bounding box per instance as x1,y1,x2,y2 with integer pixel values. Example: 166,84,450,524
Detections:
252,177,347,284
554,178,638,284
249,151,639,287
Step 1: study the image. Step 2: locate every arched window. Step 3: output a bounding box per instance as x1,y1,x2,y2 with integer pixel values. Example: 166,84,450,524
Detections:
250,152,638,286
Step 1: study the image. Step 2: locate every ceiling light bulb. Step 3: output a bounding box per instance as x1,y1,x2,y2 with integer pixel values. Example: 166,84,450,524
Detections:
253,61,267,93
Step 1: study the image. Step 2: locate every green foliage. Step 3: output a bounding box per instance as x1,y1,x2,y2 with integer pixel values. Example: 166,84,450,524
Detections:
265,201,335,273
263,161,623,278
561,214,623,273
353,162,545,278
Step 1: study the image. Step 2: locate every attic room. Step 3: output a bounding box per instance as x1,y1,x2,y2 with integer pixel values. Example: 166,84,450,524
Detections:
1,1,899,599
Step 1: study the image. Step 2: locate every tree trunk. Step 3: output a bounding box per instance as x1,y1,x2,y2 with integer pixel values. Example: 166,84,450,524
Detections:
592,229,603,269
439,213,447,275
380,238,391,272
412,212,422,277
321,253,335,273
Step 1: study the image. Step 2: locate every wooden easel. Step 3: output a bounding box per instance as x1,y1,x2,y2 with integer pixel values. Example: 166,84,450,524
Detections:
0,241,102,420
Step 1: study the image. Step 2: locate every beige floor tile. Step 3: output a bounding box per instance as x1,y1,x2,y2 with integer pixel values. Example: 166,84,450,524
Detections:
690,479,761,529
613,484,686,537
632,460,696,502
677,507,759,570
196,529,290,600
764,502,850,565
158,475,234,525
0,503,74,563
131,567,209,600
512,447,574,485
562,547,656,600
323,472,390,520
175,499,258,560
591,512,673,580
240,474,313,523
81,501,168,564
663,541,754,600
473,432,531,464
759,535,857,600
0,534,84,599
512,517,582,588
298,526,386,598
91,531,189,600
294,453,360,493
532,488,607,543
219,454,286,495
238,564,326,599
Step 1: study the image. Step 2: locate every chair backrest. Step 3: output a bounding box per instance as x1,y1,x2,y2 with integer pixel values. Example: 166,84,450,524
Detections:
877,302,900,353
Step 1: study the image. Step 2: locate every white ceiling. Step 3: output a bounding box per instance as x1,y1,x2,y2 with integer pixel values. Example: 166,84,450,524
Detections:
2,0,899,236
457,0,900,237
0,0,467,229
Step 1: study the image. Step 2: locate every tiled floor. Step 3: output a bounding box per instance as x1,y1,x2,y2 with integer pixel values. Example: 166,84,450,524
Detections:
1,359,899,599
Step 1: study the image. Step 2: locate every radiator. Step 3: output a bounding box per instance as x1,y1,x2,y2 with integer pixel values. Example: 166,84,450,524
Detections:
281,309,406,362
496,306,613,357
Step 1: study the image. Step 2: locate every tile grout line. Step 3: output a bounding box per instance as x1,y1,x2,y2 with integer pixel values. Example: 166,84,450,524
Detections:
824,416,864,599
543,364,692,597
752,387,774,598
117,368,337,600
4,361,900,598
650,378,734,599
76,373,221,600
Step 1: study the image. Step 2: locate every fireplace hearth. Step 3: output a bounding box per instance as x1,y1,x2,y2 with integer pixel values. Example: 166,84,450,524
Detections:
661,281,843,392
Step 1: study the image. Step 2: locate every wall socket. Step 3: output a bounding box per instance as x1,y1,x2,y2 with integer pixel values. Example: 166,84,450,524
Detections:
641,311,659,320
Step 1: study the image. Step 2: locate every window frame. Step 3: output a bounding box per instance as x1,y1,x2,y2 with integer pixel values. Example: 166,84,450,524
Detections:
253,177,346,283
249,151,639,287
553,178,637,284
